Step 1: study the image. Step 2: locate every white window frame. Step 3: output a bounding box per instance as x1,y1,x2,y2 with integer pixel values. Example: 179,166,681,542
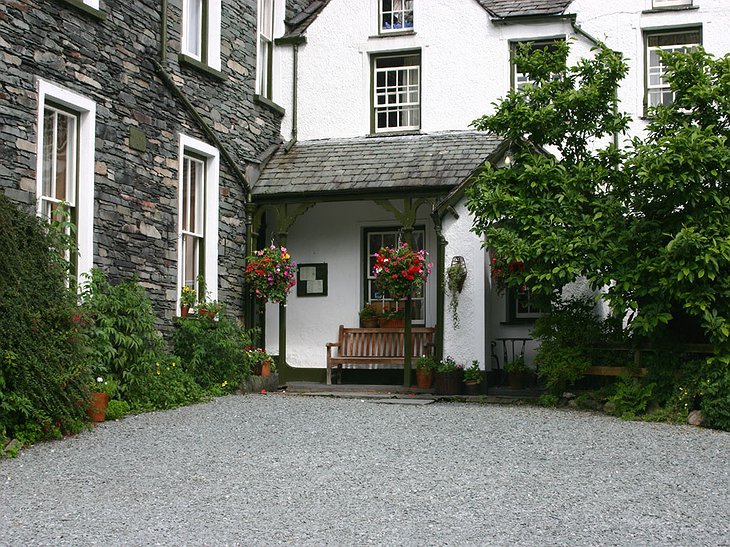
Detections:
646,29,700,109
511,39,563,91
35,79,96,286
177,134,219,314
380,0,414,33
256,0,275,98
365,227,426,324
653,0,692,8
373,52,421,134
181,0,221,70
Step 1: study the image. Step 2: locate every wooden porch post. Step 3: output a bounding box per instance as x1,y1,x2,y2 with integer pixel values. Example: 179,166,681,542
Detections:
402,225,414,387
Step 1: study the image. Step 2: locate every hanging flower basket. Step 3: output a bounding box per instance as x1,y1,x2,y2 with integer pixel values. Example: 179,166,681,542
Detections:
372,243,431,300
490,255,524,292
244,245,296,303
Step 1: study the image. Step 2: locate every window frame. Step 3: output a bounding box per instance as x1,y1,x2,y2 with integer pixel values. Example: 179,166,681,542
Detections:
177,134,220,314
506,286,548,322
379,0,414,34
371,51,421,134
181,0,221,71
510,38,564,91
644,27,701,111
256,0,275,99
363,226,426,325
35,79,96,287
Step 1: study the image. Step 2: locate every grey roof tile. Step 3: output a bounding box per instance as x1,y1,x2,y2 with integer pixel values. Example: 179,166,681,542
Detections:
253,131,505,198
477,0,573,18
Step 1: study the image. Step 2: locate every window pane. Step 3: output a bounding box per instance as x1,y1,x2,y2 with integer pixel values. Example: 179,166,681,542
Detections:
186,0,202,57
42,110,54,198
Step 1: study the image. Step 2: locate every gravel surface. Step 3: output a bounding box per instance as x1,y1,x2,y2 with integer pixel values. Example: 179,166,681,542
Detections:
1,394,729,546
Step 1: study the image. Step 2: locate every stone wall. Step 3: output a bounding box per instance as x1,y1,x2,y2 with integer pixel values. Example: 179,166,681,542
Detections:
0,0,298,330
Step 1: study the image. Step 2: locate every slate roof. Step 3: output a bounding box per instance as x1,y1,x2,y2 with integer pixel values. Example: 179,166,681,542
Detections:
283,0,573,40
253,131,505,199
477,0,573,18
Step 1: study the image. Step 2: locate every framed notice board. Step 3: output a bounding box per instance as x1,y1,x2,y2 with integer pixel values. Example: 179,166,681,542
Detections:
297,263,328,297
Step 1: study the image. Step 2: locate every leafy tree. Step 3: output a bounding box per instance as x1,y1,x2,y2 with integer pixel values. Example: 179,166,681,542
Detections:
466,42,730,358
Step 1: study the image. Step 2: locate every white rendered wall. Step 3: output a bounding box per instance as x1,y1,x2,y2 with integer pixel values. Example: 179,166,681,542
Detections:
265,200,436,368
279,0,494,140
442,199,487,370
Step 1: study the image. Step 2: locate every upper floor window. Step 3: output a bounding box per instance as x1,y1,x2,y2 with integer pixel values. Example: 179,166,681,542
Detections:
380,0,413,33
181,0,222,70
372,52,420,134
511,39,563,90
36,80,96,286
257,0,275,98
652,0,692,8
646,28,700,108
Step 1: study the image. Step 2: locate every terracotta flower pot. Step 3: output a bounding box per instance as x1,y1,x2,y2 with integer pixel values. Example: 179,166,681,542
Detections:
87,392,109,423
415,368,433,389
464,381,483,396
261,360,272,377
379,317,405,328
180,304,190,317
361,318,379,328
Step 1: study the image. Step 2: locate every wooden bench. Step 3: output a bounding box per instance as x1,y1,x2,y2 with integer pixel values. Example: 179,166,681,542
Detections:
325,325,435,385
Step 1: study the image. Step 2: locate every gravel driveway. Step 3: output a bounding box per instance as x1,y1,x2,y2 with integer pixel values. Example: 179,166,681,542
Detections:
1,394,728,546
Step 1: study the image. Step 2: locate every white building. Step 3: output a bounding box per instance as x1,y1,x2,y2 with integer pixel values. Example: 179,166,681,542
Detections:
250,0,730,381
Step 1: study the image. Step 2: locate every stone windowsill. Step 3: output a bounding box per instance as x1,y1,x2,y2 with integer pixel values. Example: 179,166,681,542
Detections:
371,30,416,39
254,94,286,116
642,5,699,13
367,129,421,138
57,0,106,21
178,54,227,82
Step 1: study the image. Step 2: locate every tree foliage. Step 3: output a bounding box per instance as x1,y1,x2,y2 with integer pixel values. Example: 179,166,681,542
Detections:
467,42,730,356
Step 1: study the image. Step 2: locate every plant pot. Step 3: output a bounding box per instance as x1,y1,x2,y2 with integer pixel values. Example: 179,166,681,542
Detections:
464,381,483,396
252,362,263,376
261,360,272,377
508,371,527,390
361,318,379,328
87,392,109,423
415,368,433,389
380,318,405,328
180,304,190,317
434,370,464,395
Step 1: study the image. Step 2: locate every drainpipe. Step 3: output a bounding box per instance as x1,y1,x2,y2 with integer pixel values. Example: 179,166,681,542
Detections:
570,17,620,149
161,0,168,63
285,43,299,152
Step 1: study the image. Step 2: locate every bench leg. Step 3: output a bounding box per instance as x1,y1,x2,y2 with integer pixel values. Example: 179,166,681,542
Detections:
337,364,342,385
326,364,332,385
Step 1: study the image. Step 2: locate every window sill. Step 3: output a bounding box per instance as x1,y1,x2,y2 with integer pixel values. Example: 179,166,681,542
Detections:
642,5,698,13
178,54,227,82
56,0,106,21
367,129,421,138
370,30,416,39
254,94,286,116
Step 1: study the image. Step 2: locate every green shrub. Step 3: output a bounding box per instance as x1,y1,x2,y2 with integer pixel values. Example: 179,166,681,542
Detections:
533,296,612,393
172,315,253,391
126,355,204,412
606,377,656,420
699,358,730,431
537,394,560,407
81,269,166,395
105,399,130,421
0,195,92,442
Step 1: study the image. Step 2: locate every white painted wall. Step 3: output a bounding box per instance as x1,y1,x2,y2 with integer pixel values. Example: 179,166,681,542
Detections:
265,200,436,368
442,199,487,370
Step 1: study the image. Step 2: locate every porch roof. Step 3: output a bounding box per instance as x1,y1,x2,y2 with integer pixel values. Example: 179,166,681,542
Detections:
253,131,505,200
477,0,573,18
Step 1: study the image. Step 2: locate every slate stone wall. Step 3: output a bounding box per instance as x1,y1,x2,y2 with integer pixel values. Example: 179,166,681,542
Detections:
0,0,291,330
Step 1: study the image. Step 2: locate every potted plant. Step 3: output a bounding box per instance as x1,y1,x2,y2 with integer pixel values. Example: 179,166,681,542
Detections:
87,376,118,423
247,347,272,376
371,243,431,301
180,285,195,317
414,355,436,389
446,260,467,328
463,360,483,395
434,356,464,395
244,245,296,303
379,306,405,328
359,304,380,328
196,300,223,321
505,355,529,389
